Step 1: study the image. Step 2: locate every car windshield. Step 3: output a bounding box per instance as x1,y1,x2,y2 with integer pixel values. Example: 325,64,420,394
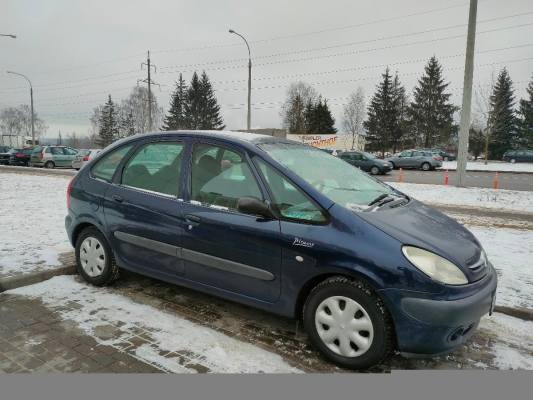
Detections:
257,142,400,209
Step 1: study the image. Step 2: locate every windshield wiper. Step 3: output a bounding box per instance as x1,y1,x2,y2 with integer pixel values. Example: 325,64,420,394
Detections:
367,194,389,206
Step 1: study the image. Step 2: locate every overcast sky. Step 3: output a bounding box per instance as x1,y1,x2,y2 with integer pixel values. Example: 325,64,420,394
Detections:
1,0,532,138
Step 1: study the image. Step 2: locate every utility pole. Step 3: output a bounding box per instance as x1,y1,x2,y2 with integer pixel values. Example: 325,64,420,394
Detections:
456,0,478,187
138,51,160,133
7,71,35,146
229,29,252,130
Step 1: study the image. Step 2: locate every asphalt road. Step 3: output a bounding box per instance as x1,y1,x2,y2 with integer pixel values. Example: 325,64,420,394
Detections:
377,169,533,191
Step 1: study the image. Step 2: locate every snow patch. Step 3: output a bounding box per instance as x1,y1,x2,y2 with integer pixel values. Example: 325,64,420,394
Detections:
6,276,302,374
442,161,533,173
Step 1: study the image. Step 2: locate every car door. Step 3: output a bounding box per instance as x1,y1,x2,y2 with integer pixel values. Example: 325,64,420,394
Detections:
103,139,186,277
340,152,355,166
64,147,78,165
51,147,67,166
181,139,281,303
396,151,412,167
410,151,426,167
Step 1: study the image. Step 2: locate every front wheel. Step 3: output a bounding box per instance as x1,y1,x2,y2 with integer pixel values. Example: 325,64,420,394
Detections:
421,162,431,171
370,166,380,175
303,277,393,370
75,227,120,286
443,156,449,162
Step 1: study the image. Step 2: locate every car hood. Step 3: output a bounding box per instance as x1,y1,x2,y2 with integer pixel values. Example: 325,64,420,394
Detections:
354,199,483,277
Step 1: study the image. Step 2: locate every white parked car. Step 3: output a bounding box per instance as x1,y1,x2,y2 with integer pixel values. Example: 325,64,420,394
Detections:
72,149,101,170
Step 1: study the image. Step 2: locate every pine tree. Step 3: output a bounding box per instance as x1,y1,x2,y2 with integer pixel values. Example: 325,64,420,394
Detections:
184,72,202,130
119,109,136,138
517,74,533,149
407,56,458,148
162,74,188,131
468,127,485,159
95,95,119,148
488,68,517,158
363,68,397,156
313,98,337,134
199,71,225,130
391,73,408,152
304,99,315,134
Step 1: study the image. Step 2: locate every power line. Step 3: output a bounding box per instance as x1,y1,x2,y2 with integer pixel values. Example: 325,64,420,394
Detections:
0,87,132,106
158,21,533,75
158,12,533,71
152,1,482,55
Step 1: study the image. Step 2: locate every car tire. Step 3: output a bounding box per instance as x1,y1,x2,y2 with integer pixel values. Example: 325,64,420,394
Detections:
75,168,80,171
24,160,30,167
44,161,55,169
370,166,380,175
443,157,449,162
421,162,431,171
303,276,393,370
75,227,120,287
510,158,516,164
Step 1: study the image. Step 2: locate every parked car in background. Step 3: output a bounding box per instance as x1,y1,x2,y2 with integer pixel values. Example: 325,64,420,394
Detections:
30,145,78,169
502,150,533,163
340,151,392,175
0,146,12,165
65,131,497,370
72,149,102,170
385,150,442,171
423,148,456,162
321,148,343,157
8,147,34,166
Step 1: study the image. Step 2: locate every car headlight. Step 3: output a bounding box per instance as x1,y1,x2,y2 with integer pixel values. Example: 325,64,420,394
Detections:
383,163,389,167
402,246,468,285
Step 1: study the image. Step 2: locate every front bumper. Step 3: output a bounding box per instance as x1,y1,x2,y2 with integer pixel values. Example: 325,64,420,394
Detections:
380,165,393,173
378,262,497,355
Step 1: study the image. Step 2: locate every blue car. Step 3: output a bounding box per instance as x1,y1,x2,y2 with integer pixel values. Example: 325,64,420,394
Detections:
64,131,497,370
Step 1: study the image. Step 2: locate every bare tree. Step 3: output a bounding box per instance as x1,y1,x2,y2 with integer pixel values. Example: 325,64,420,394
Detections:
473,71,507,164
341,87,366,150
280,81,318,134
0,105,48,138
119,86,164,134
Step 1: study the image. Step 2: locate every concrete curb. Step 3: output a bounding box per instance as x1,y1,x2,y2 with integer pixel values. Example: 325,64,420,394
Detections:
435,169,533,175
494,305,533,321
0,264,77,292
0,165,77,176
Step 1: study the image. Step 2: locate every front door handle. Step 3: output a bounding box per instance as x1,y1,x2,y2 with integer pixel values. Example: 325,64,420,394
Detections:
185,214,201,223
112,194,124,203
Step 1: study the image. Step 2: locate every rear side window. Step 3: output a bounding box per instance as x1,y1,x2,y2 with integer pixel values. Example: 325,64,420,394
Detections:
65,148,77,155
122,141,184,197
91,145,133,182
507,151,516,156
78,150,90,156
45,148,52,154
33,146,43,153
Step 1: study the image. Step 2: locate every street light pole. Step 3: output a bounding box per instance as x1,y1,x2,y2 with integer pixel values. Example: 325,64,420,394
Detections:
229,29,251,130
7,71,35,146
1,34,16,38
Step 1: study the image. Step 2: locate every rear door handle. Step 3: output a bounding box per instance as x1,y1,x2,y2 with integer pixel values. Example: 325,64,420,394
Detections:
185,214,201,223
112,194,124,203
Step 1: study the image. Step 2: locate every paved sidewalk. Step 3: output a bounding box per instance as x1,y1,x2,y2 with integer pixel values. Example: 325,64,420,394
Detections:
1,272,503,373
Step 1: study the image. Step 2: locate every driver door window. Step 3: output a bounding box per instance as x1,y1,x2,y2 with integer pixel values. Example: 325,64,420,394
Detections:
254,157,327,223
191,143,262,211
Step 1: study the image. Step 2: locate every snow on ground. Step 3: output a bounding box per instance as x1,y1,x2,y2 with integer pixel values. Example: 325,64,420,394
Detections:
0,172,72,278
389,182,533,214
7,275,302,373
479,313,533,370
441,161,533,173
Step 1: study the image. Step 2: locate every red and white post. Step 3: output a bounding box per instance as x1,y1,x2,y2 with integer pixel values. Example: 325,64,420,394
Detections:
494,172,499,189
445,169,449,186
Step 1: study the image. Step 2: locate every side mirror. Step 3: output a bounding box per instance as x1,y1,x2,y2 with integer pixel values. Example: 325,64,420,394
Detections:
237,196,275,218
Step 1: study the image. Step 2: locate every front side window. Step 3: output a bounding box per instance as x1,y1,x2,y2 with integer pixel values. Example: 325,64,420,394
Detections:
254,157,327,223
191,143,262,211
257,142,400,209
65,148,77,155
91,144,133,182
399,151,411,157
122,141,184,196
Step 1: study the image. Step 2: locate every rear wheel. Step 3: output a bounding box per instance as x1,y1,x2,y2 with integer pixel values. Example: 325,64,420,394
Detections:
44,161,55,169
370,166,380,175
443,156,449,162
421,162,431,171
75,227,120,286
303,277,393,370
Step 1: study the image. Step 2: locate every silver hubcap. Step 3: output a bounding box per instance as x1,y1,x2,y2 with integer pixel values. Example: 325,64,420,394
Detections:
79,237,106,277
423,164,429,170
511,159,516,163
315,296,374,358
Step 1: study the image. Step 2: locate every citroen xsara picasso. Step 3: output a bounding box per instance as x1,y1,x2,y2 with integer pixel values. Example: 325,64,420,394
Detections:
64,131,497,370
